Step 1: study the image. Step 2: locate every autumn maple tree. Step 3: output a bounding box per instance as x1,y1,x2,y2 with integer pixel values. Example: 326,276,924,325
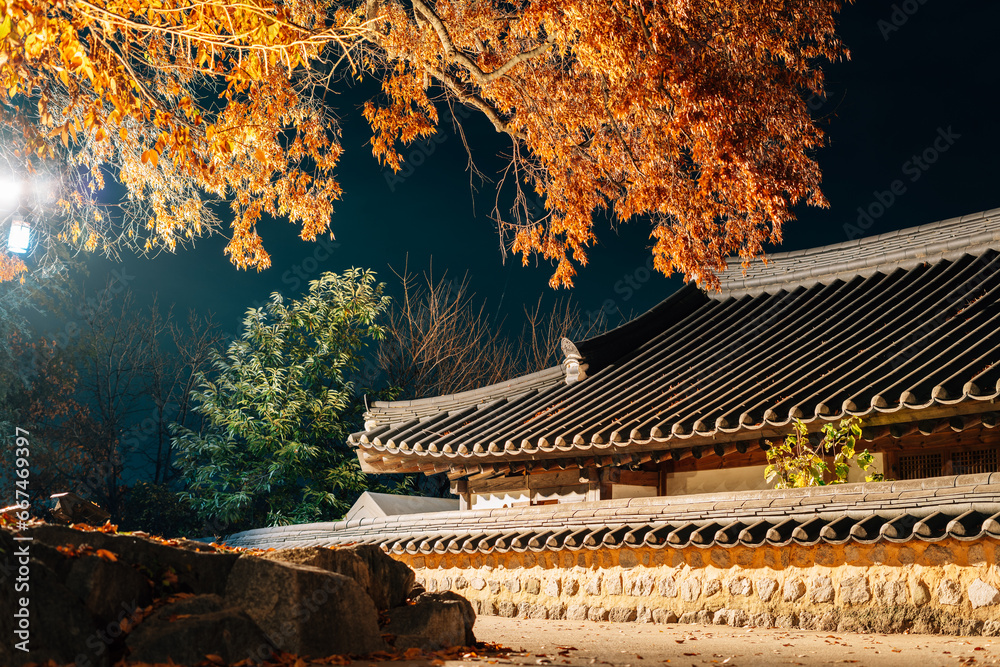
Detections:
0,0,845,289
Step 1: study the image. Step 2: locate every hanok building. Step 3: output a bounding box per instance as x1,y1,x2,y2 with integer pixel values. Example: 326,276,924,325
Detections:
352,210,1000,507
228,210,1000,634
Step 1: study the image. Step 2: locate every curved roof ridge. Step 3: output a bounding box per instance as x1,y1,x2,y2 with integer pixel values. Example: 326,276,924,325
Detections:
364,365,564,427
717,207,1000,298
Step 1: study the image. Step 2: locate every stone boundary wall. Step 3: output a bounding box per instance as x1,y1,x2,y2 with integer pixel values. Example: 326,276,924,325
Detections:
395,538,1000,635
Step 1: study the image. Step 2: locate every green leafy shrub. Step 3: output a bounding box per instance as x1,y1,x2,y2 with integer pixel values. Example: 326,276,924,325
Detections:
764,416,884,489
172,269,409,532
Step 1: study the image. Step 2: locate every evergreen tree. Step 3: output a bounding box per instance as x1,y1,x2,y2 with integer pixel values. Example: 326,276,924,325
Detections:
172,269,405,532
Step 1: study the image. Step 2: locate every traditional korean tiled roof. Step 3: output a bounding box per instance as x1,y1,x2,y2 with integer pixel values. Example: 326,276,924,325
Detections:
351,209,1000,474
224,473,1000,551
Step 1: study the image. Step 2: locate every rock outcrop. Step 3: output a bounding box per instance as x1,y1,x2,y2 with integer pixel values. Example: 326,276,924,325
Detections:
0,524,475,666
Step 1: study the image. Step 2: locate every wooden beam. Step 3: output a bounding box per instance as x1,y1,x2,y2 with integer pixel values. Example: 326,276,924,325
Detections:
469,468,588,495
618,469,658,487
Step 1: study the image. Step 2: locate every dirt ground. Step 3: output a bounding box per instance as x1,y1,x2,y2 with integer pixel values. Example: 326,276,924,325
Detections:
451,616,1000,667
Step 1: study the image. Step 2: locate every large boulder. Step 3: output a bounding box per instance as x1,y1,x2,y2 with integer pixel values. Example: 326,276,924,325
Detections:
261,544,414,611
225,554,386,656
0,559,108,667
66,555,154,628
126,595,273,665
383,591,476,650
20,524,238,596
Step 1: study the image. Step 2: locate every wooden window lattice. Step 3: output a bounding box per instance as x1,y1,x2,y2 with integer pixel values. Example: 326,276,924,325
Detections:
897,452,943,480
951,448,1000,475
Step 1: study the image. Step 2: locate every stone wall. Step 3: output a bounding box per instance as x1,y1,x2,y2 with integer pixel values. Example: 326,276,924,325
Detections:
397,538,1000,635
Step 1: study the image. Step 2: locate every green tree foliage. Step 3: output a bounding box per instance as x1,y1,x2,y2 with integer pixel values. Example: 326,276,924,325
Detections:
764,417,884,489
172,269,405,531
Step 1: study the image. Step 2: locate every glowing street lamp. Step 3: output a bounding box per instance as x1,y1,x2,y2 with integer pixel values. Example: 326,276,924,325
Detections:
8,219,29,254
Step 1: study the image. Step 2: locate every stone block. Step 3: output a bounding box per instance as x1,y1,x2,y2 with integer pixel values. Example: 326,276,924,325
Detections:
756,577,777,602
224,556,384,656
440,577,453,591
525,578,541,595
710,549,731,568
922,544,953,566
810,576,834,604
489,580,501,594
566,605,589,621
727,609,750,627
728,577,752,597
261,545,414,611
783,578,806,602
713,608,729,625
911,579,931,607
605,573,623,595
631,574,655,597
588,606,609,622
609,607,637,623
619,550,639,568
678,611,698,624
704,578,721,597
65,555,153,628
680,577,701,602
937,579,962,606
658,576,678,598
497,601,517,618
0,560,107,667
652,609,678,624
839,576,871,605
872,580,907,606
455,576,469,590
544,578,560,597
471,577,486,591
751,612,775,628
563,578,580,595
548,604,566,620
969,579,1000,609
384,591,476,650
804,611,839,632
585,575,602,596
695,610,713,624
776,613,798,629
505,578,521,593
528,604,548,619
126,595,271,666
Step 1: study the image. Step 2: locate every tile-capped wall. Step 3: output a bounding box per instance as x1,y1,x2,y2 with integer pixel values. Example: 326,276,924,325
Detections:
399,538,1000,635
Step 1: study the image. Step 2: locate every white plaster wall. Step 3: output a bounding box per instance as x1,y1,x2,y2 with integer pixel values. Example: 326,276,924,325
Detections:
666,465,769,496
471,490,529,509
611,484,660,500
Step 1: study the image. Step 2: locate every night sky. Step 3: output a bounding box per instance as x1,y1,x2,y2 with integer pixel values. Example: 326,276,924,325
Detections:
69,0,1000,344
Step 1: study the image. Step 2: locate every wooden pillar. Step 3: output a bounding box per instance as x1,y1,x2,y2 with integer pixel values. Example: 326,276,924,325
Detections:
583,467,601,502
450,479,471,511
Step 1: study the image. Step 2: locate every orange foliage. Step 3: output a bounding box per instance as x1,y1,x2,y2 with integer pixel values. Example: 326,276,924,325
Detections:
0,0,361,270
0,0,845,289
364,0,846,288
